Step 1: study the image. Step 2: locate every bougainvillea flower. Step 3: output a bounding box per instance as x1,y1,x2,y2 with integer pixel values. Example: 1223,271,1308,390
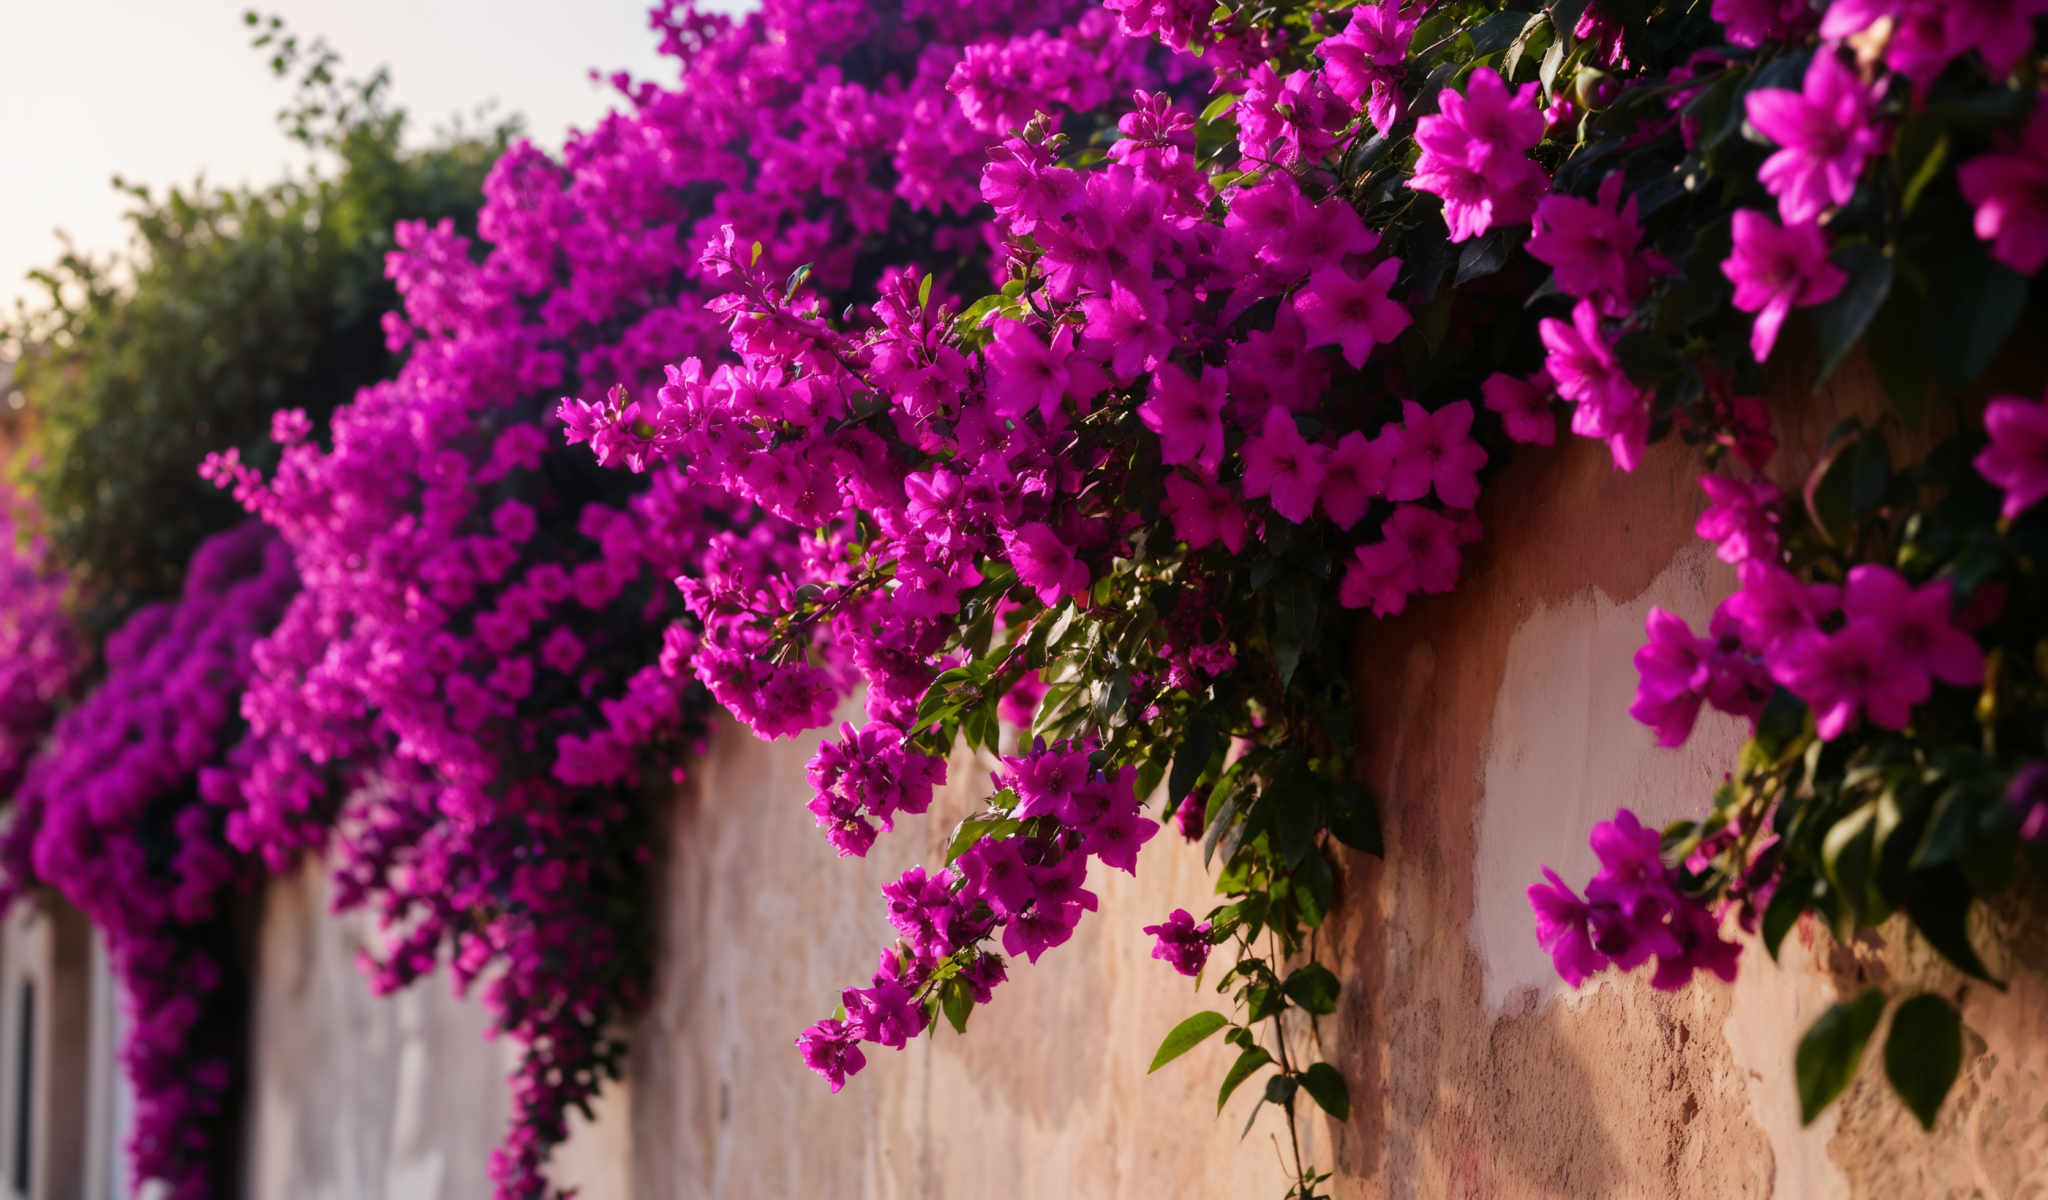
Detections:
1318,430,1391,528
1481,370,1557,445
1003,522,1092,605
1383,399,1487,508
1959,104,2048,275
1409,67,1549,241
1163,472,1251,552
1240,406,1327,524
1290,259,1411,368
1744,50,1886,223
1142,908,1214,976
1975,388,2048,518
1695,474,1783,564
1528,868,1610,986
1140,362,1228,472
1721,209,1846,364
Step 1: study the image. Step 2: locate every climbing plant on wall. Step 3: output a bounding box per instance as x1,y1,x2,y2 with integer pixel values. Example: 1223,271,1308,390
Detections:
554,0,2046,1192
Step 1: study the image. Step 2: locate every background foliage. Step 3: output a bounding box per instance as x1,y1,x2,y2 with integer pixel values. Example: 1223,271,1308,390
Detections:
2,14,515,631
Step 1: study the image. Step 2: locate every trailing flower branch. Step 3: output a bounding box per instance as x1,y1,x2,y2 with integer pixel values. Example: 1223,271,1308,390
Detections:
0,0,2039,1195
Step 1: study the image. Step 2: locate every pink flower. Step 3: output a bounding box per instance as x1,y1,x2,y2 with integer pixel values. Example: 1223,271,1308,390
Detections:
1723,559,1838,652
1289,260,1411,369
986,321,1110,425
1744,51,1887,223
1538,299,1650,469
1527,869,1609,986
2010,764,2048,842
1338,504,1470,615
1003,522,1091,606
1527,174,1659,314
1409,67,1550,241
1240,406,1327,524
1384,400,1488,508
1721,210,1846,364
1842,566,1984,696
1081,281,1175,383
1142,908,1213,977
1975,388,2048,519
1711,0,1818,46
1481,370,1557,445
1319,431,1390,528
1163,473,1250,552
1945,0,2048,78
1140,363,1228,472
1631,608,1710,747
1695,475,1783,564
1958,104,2048,276
1769,618,1925,739
1320,1,1418,134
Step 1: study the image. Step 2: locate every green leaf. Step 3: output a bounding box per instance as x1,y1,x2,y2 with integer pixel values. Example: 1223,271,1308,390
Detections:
1803,426,1892,549
916,272,934,308
1217,1045,1274,1112
941,978,973,1035
1271,575,1318,688
1328,781,1384,856
1925,249,2026,391
1469,10,1538,56
1884,993,1963,1131
1795,988,1887,1124
1149,1011,1230,1073
1808,243,1893,384
1263,1073,1299,1108
1901,871,2000,985
1171,711,1219,806
1761,871,1810,960
1199,92,1241,122
1282,962,1341,1016
946,815,1017,863
1300,1062,1350,1121
1864,283,1930,428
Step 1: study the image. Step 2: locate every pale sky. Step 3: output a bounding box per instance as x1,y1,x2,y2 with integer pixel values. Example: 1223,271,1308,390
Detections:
1,1,741,307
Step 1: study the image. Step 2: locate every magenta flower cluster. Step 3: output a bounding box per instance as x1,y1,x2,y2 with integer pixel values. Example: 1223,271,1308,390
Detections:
1529,809,1743,990
0,488,79,798
0,523,293,1200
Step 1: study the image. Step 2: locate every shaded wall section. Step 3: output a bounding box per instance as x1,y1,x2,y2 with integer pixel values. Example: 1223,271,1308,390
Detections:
239,355,2045,1198
623,354,2044,1199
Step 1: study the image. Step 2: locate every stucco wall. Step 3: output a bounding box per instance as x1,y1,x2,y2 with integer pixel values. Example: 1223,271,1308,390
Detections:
242,354,2047,1199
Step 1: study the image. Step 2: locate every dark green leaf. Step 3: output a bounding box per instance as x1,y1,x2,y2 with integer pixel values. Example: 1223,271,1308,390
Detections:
1328,781,1384,856
1796,988,1887,1124
1925,249,2027,391
1884,992,1963,1131
1271,576,1318,688
1761,871,1811,960
1282,962,1341,1016
1263,1073,1300,1108
1217,1045,1274,1112
1149,1010,1229,1073
1808,244,1893,384
1469,10,1538,55
1901,871,2000,985
1301,1062,1350,1121
1172,711,1219,806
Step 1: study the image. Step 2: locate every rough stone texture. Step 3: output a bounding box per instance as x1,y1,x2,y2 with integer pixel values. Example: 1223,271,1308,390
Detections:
239,352,2047,1199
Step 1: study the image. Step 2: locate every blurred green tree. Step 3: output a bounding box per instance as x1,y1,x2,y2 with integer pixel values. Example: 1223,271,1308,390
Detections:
3,12,518,632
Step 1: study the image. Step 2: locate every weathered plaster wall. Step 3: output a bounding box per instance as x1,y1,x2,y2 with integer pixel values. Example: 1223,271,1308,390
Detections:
241,355,2046,1199
622,352,2044,1200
